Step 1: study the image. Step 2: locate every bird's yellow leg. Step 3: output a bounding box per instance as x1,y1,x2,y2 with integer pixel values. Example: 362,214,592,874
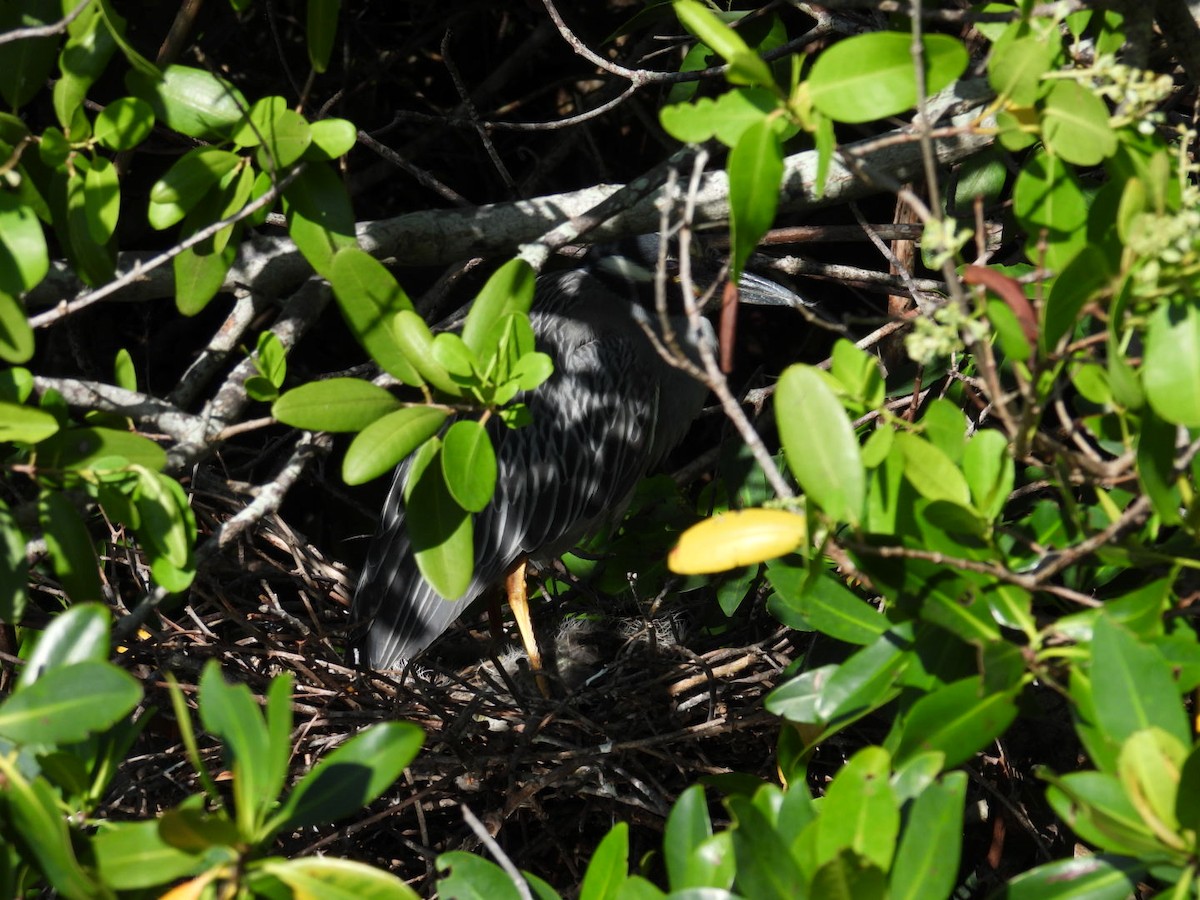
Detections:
506,559,550,698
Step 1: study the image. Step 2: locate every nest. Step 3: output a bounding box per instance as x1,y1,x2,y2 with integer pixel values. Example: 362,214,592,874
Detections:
105,500,800,894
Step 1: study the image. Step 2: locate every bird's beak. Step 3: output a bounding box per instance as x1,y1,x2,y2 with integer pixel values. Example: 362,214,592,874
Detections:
734,270,811,309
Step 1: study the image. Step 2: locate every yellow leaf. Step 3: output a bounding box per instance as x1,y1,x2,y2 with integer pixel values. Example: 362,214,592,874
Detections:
668,509,806,574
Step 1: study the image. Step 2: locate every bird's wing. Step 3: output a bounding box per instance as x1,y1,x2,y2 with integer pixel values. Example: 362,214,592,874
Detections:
349,271,704,670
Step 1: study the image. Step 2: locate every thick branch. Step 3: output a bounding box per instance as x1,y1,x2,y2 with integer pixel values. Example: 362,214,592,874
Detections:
26,80,994,313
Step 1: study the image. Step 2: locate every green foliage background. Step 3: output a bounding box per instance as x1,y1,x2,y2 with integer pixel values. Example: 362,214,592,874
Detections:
0,0,1198,898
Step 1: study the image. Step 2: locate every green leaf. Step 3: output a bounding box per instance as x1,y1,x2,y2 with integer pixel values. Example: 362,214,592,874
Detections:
0,497,28,622
437,852,526,900
1143,300,1200,427
766,563,886,645
889,752,945,804
257,856,419,899
1043,244,1113,351
432,332,481,383
1176,744,1200,834
888,773,966,900
306,117,357,160
822,631,914,721
664,785,722,891
93,820,203,890
1090,615,1191,748
307,0,341,73
198,661,273,835
275,721,423,830
1137,406,1182,525
282,162,357,278
126,64,249,140
342,406,448,485
440,419,497,513
894,676,1020,769
94,96,155,150
1041,80,1117,166
392,309,462,395
953,147,1009,209
811,852,887,900
66,164,116,285
809,32,968,124
0,400,59,443
918,399,966,462
673,0,775,88
660,87,782,147
148,147,242,230
254,330,286,387
0,190,49,296
134,467,192,568
997,855,1144,899
579,823,629,900
726,794,805,899
816,746,898,872
273,378,402,432
255,107,313,170
262,672,294,813
327,249,420,384
830,339,885,411
36,426,168,471
19,602,112,688
1117,727,1185,842
462,257,537,357
55,1,116,129
407,439,473,599
0,291,34,363
158,804,241,852
961,429,1014,521
0,767,102,899
173,234,238,315
39,125,70,168
894,432,972,507
509,351,554,392
113,347,136,391
728,118,782,280
83,155,120,244
0,660,141,744
229,95,288,147
987,35,1055,106
1044,769,1162,856
38,490,102,602
764,663,838,724
1012,149,1087,271
777,364,864,525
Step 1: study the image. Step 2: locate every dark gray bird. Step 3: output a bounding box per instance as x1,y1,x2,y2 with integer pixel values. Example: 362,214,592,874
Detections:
349,236,802,674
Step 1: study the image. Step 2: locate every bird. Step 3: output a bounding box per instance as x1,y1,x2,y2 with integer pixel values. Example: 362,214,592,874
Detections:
348,235,802,681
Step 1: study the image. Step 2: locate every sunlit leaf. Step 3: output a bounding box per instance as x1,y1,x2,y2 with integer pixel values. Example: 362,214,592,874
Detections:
669,509,806,574
777,364,864,525
809,32,968,124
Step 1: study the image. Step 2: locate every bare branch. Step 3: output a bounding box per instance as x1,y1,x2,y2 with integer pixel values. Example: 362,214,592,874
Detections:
0,0,91,45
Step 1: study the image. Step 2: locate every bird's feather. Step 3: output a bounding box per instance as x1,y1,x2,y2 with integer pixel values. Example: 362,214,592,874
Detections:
349,263,709,669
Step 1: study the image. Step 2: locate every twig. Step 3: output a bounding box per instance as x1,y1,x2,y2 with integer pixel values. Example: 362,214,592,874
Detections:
29,165,303,330
31,377,206,445
0,0,90,45
674,154,795,501
460,804,533,900
846,541,1102,608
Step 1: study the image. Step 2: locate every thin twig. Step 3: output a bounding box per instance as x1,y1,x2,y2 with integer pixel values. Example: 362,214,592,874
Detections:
460,804,534,900
29,165,304,330
0,0,91,45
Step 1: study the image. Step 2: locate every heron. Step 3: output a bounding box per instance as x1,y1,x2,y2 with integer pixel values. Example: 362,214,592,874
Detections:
348,235,802,684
